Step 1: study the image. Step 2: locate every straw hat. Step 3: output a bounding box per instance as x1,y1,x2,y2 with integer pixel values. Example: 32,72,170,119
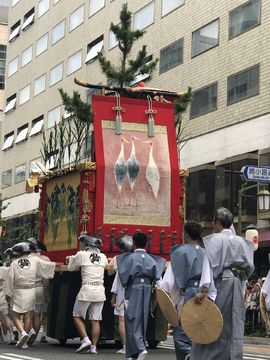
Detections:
180,298,223,344
156,288,179,327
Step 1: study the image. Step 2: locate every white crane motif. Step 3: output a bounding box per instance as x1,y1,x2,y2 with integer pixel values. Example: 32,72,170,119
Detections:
145,141,160,212
114,137,129,209
127,135,141,206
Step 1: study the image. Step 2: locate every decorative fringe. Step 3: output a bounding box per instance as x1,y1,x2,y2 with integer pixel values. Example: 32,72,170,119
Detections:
112,92,125,135
145,96,157,137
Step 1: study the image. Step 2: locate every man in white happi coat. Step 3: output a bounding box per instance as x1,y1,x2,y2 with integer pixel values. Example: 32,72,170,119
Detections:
26,237,54,345
4,242,56,348
67,234,108,354
261,270,270,337
0,258,16,344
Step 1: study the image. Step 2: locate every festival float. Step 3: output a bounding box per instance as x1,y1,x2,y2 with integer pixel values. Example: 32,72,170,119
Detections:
26,79,189,347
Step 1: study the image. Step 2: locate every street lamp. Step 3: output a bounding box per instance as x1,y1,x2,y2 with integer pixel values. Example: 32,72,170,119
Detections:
237,184,270,236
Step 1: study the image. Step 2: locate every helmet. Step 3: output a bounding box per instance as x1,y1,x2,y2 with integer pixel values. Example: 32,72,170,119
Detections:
26,238,47,252
4,248,19,256
12,242,31,253
79,234,104,248
115,235,133,253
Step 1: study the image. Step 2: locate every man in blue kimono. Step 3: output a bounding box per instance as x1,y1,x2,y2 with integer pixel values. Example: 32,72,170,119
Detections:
162,220,205,360
190,207,254,360
116,232,166,360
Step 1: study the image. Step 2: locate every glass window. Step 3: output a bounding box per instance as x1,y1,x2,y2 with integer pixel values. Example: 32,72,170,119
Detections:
160,39,183,73
38,0,50,18
54,0,60,4
134,2,154,30
21,45,32,67
227,65,259,104
162,0,184,17
34,74,46,96
47,106,61,128
12,0,20,6
30,116,44,136
8,22,20,42
4,95,16,114
15,164,26,183
19,84,30,105
22,8,35,31
89,0,105,16
131,57,152,86
52,20,65,45
0,0,9,5
109,29,119,50
8,56,18,77
2,169,12,188
83,135,91,159
229,0,260,39
70,5,84,32
2,133,14,150
29,157,41,177
67,50,82,75
86,88,101,103
85,36,103,63
63,143,78,164
190,83,217,118
0,45,6,90
46,153,58,169
15,125,28,144
50,63,63,86
36,33,48,56
192,19,219,57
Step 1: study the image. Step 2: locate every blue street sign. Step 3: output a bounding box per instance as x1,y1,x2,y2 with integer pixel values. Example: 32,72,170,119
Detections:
241,165,270,183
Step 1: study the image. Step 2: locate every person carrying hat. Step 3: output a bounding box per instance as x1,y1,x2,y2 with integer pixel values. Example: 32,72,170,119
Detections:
161,220,205,360
115,231,166,360
4,242,57,349
67,234,108,354
189,208,254,360
109,234,134,355
26,238,52,345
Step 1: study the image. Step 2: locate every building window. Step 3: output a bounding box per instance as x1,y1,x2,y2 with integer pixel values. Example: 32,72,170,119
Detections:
83,135,91,159
2,132,14,151
85,36,103,64
134,2,154,30
229,0,260,39
54,0,60,4
19,84,30,105
38,0,50,18
160,39,183,73
50,63,63,86
190,83,217,118
67,50,82,75
29,157,42,177
8,20,20,42
12,0,20,6
70,5,84,32
63,143,77,165
22,8,35,31
4,94,16,114
192,19,219,57
162,0,184,17
52,19,65,45
15,164,26,183
89,0,105,17
85,88,101,104
0,45,6,90
131,56,152,86
0,0,9,5
15,124,28,144
46,153,59,169
34,74,46,96
8,56,18,77
2,169,12,188
109,29,119,50
21,45,32,67
30,116,44,136
36,33,48,56
47,106,61,128
227,65,259,105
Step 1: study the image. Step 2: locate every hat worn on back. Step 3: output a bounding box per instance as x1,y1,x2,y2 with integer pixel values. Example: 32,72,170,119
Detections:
12,242,31,253
26,237,47,252
115,235,133,253
4,248,19,256
79,234,104,248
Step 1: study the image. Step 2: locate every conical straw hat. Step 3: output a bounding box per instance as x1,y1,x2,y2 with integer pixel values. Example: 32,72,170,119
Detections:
180,298,223,344
156,288,179,327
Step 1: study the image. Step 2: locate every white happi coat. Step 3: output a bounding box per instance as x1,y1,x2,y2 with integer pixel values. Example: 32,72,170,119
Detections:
0,266,9,315
29,252,51,306
68,249,108,302
4,254,55,313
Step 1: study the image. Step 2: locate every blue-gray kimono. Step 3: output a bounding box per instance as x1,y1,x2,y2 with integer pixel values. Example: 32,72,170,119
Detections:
117,249,166,358
190,231,254,360
170,244,205,360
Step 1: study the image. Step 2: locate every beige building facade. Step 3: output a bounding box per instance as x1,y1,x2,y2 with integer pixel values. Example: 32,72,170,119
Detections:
1,0,270,267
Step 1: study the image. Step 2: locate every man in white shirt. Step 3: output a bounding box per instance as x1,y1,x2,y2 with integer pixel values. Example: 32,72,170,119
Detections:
67,234,108,354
